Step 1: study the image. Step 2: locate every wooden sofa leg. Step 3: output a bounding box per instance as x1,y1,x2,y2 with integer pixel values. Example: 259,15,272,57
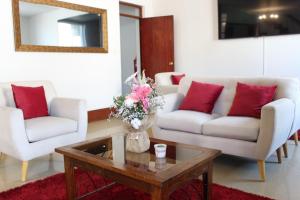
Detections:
283,143,288,158
276,147,282,163
294,132,299,146
0,152,4,160
257,160,266,181
21,161,29,182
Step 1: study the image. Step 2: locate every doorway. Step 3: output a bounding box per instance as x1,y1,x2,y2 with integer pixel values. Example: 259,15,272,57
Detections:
119,2,175,94
119,2,142,95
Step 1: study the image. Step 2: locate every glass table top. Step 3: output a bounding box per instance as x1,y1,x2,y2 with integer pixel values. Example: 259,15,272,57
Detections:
75,135,204,174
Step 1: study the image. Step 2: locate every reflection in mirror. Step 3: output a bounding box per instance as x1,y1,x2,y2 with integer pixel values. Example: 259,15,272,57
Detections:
13,0,108,53
57,14,103,47
19,2,103,48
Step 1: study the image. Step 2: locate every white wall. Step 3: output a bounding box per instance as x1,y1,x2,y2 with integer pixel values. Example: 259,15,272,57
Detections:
21,8,85,46
6,0,299,111
0,0,150,111
151,0,300,79
264,35,300,78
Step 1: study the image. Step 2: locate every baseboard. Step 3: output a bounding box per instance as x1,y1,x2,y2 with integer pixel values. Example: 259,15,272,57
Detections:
88,108,112,122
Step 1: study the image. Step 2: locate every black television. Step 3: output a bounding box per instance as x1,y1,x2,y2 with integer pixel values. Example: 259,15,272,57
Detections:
218,0,300,39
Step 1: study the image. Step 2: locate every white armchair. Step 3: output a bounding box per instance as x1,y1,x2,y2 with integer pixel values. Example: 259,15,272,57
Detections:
155,72,185,94
0,81,87,181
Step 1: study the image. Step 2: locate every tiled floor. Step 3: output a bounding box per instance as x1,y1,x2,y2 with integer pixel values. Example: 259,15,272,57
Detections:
1,120,300,200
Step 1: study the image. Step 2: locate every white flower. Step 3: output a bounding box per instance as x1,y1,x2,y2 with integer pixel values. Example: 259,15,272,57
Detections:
125,72,138,84
125,98,134,108
131,118,142,129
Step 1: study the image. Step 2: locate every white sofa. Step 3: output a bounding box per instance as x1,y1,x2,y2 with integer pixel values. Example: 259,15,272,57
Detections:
155,72,184,94
153,76,300,181
0,81,87,181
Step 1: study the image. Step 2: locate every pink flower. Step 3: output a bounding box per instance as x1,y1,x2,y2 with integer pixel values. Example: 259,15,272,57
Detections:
126,84,153,112
141,98,150,112
126,93,139,103
132,84,152,99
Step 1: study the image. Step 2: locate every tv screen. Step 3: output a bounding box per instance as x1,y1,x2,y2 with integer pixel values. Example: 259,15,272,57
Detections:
218,0,300,39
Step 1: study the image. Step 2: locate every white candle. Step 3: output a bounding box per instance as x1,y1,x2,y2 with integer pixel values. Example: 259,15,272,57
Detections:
112,133,125,164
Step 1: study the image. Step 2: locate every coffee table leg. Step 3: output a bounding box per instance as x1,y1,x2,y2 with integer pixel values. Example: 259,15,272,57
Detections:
64,156,76,200
203,162,213,200
152,187,168,200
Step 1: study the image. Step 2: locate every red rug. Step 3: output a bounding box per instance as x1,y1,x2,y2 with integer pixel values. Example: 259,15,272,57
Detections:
0,170,272,200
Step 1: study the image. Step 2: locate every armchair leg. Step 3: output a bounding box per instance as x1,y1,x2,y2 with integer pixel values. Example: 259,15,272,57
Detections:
257,160,266,182
0,152,4,160
276,147,282,163
294,132,299,146
283,143,288,158
21,161,29,182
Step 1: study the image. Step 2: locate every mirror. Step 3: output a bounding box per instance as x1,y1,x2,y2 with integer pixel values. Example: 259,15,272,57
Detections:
12,0,108,53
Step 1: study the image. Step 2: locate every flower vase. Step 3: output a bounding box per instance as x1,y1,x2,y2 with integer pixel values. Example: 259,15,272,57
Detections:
126,130,150,153
124,115,153,153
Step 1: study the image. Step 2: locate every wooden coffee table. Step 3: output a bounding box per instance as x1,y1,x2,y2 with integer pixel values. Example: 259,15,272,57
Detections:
56,137,221,200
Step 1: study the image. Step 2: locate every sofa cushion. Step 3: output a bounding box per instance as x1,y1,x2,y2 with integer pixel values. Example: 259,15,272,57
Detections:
12,85,49,119
171,74,185,85
228,82,277,118
179,81,224,114
156,110,216,134
202,116,260,142
178,77,299,117
25,116,78,142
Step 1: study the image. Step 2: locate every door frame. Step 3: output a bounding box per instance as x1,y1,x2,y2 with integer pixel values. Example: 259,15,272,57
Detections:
119,1,143,19
119,1,143,89
119,1,143,72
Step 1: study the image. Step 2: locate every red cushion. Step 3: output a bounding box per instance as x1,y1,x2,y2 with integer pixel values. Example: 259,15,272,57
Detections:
179,81,224,113
12,85,49,120
171,74,185,85
228,82,277,118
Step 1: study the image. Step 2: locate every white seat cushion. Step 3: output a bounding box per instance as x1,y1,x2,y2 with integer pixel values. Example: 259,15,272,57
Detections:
202,116,260,142
156,110,216,134
25,116,78,142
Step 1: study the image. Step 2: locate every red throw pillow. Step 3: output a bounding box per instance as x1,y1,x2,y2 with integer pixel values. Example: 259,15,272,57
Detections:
179,81,224,113
228,82,277,118
12,85,49,119
171,74,185,85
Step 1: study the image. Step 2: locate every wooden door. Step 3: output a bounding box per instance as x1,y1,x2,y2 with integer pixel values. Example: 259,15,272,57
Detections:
140,16,174,79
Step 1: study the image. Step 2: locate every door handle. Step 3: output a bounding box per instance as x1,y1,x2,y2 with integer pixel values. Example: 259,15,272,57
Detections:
169,62,174,66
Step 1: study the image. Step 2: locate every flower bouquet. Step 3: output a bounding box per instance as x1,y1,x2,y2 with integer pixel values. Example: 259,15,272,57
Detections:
111,71,164,153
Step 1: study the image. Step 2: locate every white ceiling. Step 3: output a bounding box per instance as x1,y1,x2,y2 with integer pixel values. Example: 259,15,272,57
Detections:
19,1,57,17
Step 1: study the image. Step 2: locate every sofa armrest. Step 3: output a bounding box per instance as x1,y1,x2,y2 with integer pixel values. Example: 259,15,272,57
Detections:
0,107,29,157
158,85,178,95
256,98,295,159
157,93,184,115
50,98,87,137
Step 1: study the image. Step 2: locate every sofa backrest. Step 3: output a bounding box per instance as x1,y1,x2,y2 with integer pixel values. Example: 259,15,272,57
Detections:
155,72,186,86
0,81,57,109
178,77,300,116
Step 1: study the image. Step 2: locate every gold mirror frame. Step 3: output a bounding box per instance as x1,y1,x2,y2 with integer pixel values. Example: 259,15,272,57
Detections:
12,0,108,53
